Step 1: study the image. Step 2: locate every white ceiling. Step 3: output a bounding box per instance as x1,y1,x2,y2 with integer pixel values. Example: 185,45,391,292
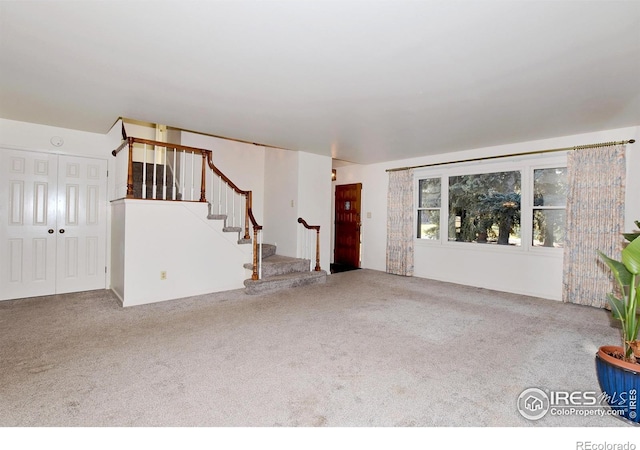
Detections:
1,1,639,164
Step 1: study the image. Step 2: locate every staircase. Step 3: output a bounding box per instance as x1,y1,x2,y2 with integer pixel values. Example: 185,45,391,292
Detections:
242,243,327,295
204,211,327,294
117,137,328,298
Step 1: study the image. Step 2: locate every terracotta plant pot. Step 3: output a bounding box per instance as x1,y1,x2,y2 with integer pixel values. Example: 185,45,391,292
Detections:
595,345,640,424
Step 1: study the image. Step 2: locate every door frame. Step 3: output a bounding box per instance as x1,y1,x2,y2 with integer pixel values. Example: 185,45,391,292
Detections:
333,182,362,270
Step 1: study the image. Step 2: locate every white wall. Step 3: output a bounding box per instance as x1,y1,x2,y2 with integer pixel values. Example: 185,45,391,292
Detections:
112,200,251,307
262,148,333,268
263,148,299,257
335,125,640,301
625,127,640,230
110,200,126,301
122,121,156,140
296,152,333,272
0,117,115,158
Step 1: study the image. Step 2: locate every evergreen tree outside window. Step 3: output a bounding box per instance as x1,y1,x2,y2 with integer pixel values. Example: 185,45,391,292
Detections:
417,178,441,239
532,168,567,247
415,156,566,249
448,171,521,245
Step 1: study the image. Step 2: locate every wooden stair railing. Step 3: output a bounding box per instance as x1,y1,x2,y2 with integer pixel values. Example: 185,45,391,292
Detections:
248,208,263,280
205,152,251,241
112,136,262,278
113,137,208,202
297,217,321,272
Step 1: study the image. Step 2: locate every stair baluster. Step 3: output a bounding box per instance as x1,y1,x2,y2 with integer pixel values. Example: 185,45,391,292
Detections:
142,143,148,199
162,147,167,200
297,217,321,272
152,144,158,199
172,148,177,200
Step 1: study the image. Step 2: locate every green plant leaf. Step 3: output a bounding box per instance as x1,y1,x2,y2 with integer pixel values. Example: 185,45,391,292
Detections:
599,250,632,287
621,235,640,275
607,293,625,321
623,233,639,242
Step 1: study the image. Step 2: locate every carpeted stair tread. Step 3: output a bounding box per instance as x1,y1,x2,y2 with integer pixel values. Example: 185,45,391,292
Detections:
243,255,310,278
223,226,242,233
262,255,306,263
244,270,327,295
259,244,276,259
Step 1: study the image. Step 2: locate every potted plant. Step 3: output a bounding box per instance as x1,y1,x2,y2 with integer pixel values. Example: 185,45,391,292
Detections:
596,220,640,423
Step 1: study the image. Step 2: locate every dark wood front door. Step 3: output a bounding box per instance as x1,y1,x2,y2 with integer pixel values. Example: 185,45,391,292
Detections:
334,183,362,269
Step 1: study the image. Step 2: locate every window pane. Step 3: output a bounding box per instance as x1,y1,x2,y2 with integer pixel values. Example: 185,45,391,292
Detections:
419,178,441,208
448,171,521,245
533,209,565,247
534,168,567,207
417,210,440,239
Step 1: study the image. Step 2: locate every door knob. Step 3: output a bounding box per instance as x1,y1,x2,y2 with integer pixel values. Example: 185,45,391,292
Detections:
59,229,65,234
48,229,54,234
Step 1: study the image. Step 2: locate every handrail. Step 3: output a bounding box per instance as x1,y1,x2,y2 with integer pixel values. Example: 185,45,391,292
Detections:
205,152,251,240
297,217,320,231
249,207,263,281
297,217,321,272
248,207,262,231
112,137,214,157
111,140,128,156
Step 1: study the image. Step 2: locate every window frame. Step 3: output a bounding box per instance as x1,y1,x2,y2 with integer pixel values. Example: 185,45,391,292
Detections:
416,176,444,242
414,152,567,255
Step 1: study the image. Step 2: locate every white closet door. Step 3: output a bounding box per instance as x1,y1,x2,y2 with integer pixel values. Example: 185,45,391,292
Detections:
0,150,58,300
55,155,107,294
0,149,108,301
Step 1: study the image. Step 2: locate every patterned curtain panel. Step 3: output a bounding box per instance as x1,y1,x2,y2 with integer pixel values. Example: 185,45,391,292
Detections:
562,145,626,307
386,169,414,276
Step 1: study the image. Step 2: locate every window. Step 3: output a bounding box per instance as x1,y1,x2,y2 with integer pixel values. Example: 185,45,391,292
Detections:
415,155,567,250
448,171,522,245
417,178,441,239
532,167,567,247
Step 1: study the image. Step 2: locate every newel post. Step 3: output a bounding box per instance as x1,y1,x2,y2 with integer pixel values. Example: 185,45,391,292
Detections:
252,226,259,280
315,228,321,271
244,191,252,240
126,137,134,198
199,152,207,202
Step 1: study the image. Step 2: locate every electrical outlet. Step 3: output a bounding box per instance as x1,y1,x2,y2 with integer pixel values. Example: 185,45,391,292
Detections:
160,271,167,280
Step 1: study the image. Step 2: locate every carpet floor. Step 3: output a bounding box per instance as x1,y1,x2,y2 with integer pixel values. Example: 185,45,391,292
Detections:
0,269,629,427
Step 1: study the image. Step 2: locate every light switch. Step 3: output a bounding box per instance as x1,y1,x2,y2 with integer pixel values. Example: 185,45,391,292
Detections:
367,212,372,218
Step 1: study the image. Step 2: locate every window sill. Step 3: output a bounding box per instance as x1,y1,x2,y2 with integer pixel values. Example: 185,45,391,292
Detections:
415,238,564,258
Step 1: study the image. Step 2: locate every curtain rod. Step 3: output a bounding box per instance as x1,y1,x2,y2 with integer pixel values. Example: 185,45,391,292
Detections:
385,139,636,172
